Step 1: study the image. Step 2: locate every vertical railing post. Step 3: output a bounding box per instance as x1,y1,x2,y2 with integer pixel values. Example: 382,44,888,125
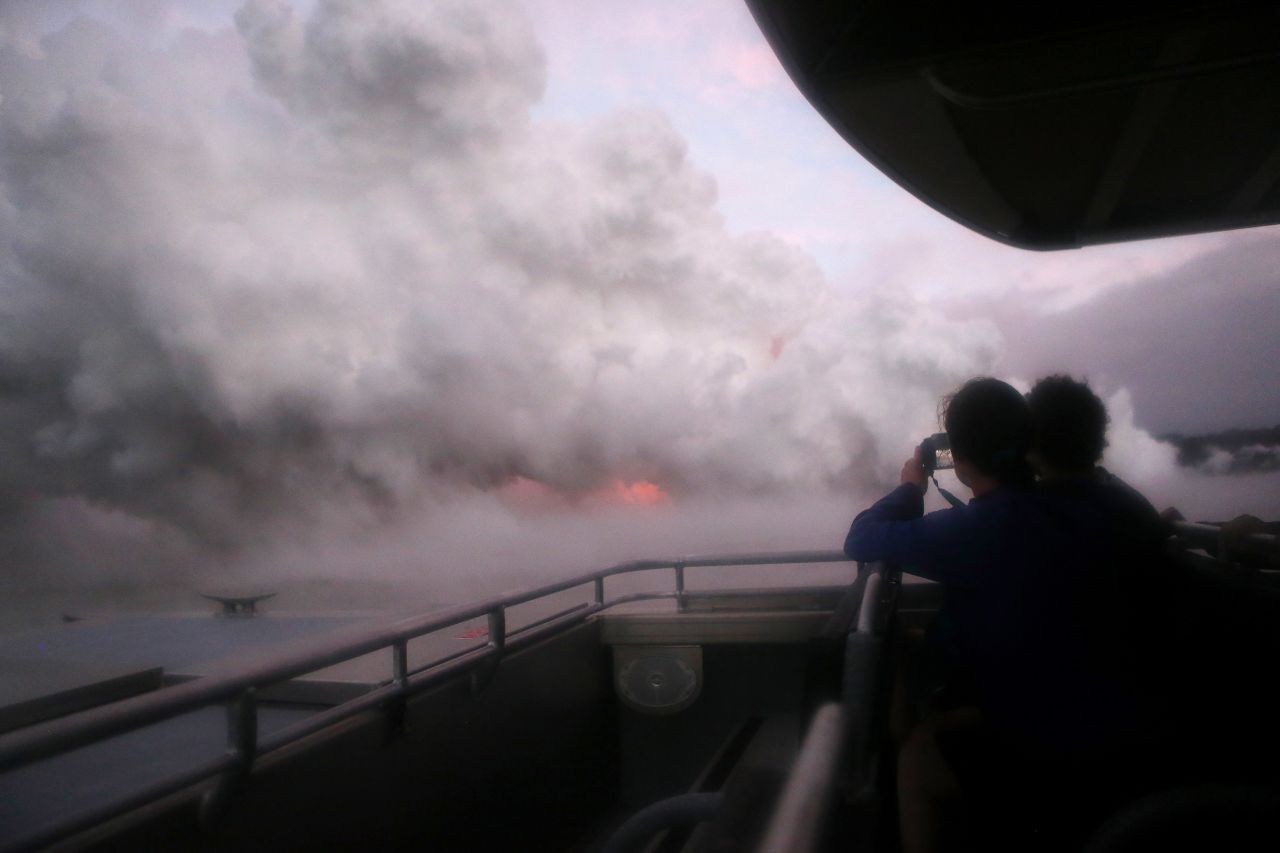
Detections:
228,688,258,772
487,607,507,654
393,639,409,688
675,562,687,612
199,687,257,830
470,608,506,696
594,576,605,605
387,638,410,736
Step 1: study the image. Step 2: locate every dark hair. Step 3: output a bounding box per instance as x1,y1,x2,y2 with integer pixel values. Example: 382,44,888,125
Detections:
1026,375,1108,472
942,377,1033,486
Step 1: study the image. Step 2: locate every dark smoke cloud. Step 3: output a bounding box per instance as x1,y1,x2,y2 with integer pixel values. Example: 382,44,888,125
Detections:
0,0,997,569
999,235,1280,434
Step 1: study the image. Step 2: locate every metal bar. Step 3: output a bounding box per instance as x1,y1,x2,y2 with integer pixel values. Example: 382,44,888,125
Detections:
675,562,687,612
402,639,491,680
855,563,884,635
385,634,409,734
197,689,258,829
392,640,408,687
599,591,677,608
1172,520,1276,550
0,549,849,774
756,703,849,853
503,601,591,637
642,550,848,570
229,689,257,772
821,574,870,640
487,608,506,653
502,602,604,653
842,631,883,790
844,561,892,792
404,645,500,694
257,682,403,755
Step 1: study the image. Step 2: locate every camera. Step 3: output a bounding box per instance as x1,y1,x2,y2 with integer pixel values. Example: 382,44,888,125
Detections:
920,433,954,474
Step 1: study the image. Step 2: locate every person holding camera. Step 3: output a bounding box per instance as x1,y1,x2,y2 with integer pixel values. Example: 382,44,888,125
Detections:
845,377,1163,853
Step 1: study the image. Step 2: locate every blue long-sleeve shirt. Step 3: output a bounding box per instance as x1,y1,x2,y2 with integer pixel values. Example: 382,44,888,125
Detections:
845,480,1164,760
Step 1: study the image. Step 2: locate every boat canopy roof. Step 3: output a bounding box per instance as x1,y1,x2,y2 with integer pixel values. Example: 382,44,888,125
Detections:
746,1,1280,249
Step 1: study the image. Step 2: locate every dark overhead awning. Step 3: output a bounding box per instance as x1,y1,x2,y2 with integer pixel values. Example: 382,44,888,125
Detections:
745,1,1280,250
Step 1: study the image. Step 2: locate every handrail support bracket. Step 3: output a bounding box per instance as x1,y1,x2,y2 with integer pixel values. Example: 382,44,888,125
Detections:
199,688,258,831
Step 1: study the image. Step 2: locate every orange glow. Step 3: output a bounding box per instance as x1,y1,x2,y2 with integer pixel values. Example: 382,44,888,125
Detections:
498,475,670,511
769,335,786,359
605,479,670,506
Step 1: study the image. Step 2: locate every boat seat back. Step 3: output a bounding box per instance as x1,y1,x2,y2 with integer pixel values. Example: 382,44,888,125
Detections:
1082,784,1280,853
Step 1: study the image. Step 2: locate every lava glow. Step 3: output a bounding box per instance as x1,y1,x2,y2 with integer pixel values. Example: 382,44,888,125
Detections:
603,479,670,506
498,476,670,511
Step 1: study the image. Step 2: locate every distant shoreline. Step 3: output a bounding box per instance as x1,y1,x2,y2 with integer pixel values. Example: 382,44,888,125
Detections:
1160,425,1280,475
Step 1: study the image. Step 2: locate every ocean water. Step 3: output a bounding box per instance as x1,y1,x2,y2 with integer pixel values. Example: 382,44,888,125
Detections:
0,578,442,634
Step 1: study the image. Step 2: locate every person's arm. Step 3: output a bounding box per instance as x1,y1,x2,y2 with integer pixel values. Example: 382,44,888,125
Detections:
843,454,983,585
844,481,924,557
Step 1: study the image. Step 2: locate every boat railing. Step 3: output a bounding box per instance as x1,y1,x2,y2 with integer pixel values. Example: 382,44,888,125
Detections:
758,560,897,853
757,702,849,853
1169,520,1277,559
0,549,850,851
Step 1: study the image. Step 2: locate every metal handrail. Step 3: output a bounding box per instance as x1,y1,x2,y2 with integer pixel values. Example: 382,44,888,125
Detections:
758,561,896,853
0,549,849,785
756,703,849,853
1170,520,1277,553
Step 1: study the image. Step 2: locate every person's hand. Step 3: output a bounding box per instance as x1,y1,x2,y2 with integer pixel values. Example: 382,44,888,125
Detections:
901,447,927,493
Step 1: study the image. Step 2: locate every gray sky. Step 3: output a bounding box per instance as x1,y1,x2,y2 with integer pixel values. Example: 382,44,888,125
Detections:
998,236,1280,434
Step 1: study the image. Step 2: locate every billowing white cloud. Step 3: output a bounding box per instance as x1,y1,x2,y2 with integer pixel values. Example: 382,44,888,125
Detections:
1102,389,1181,485
0,0,1000,570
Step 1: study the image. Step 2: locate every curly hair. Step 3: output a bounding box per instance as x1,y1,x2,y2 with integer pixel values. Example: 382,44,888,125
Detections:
941,377,1034,486
1026,375,1109,472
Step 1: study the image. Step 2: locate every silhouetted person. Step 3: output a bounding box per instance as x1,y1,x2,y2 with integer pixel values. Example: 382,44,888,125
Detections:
1030,379,1280,795
1027,374,1159,529
1027,375,1171,690
845,377,1170,853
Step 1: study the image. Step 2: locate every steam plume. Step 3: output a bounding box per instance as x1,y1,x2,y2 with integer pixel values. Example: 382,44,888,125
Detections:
0,0,1002,571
